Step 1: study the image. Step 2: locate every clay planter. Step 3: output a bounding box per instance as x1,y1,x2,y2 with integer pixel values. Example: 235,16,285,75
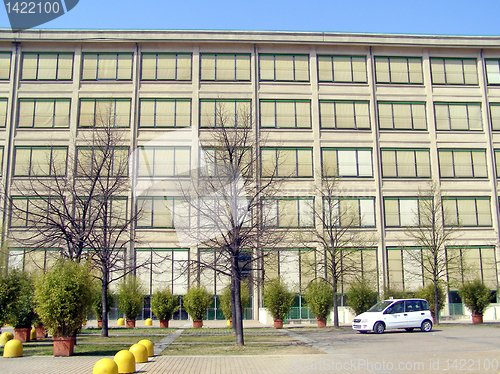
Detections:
97,320,102,328
160,320,169,328
317,318,327,328
52,337,76,356
126,319,136,328
35,325,47,339
14,328,31,342
273,319,284,329
472,314,483,324
193,320,203,328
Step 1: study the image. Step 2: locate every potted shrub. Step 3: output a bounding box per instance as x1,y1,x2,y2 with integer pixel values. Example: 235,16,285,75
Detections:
346,280,377,316
117,276,144,328
415,283,446,324
263,278,294,328
32,313,47,339
34,260,93,356
459,279,493,324
304,279,333,328
151,287,179,328
219,282,250,327
183,286,212,328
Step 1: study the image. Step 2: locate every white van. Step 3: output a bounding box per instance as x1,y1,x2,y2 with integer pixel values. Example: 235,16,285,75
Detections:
352,299,433,334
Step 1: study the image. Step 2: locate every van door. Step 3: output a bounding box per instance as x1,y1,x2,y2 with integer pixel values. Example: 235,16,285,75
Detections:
405,300,424,327
383,301,407,329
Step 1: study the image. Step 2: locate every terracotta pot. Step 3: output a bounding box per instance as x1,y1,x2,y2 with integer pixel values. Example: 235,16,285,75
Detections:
126,319,136,328
317,318,327,328
472,314,483,324
229,320,233,328
160,320,169,328
97,320,102,328
274,319,283,329
193,320,203,328
14,328,31,342
53,337,76,356
35,325,47,339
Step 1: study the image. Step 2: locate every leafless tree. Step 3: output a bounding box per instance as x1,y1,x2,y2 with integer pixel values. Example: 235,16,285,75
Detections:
305,174,377,327
9,108,142,337
401,182,462,324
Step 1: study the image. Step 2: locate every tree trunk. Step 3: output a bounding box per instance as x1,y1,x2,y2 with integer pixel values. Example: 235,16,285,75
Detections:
231,253,244,346
332,277,339,327
101,268,109,338
434,281,439,325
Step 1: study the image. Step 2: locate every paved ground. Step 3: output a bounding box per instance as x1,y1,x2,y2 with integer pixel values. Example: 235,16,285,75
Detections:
1,321,500,374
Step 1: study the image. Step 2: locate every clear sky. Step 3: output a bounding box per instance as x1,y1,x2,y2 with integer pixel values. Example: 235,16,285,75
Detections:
0,0,499,36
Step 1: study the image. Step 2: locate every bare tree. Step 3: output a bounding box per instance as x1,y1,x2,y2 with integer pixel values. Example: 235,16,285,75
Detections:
401,182,462,324
178,101,284,345
9,108,142,337
306,174,377,327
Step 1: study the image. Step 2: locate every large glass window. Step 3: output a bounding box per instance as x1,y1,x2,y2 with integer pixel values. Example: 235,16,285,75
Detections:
18,99,70,128
0,98,7,127
434,103,482,131
317,55,367,83
319,101,370,129
260,100,311,129
259,54,309,82
139,99,190,128
261,148,313,178
200,147,252,177
200,100,251,128
79,99,131,128
381,149,430,178
490,103,500,130
384,197,430,227
136,197,189,228
321,148,373,177
200,53,250,81
76,147,129,177
14,147,67,177
137,147,191,177
447,246,498,287
141,53,192,81
378,102,427,130
265,198,314,228
81,53,133,81
438,149,487,178
443,197,492,227
486,59,500,85
387,247,430,291
323,197,375,227
375,56,423,84
10,197,64,228
0,52,11,80
430,58,478,85
21,53,73,80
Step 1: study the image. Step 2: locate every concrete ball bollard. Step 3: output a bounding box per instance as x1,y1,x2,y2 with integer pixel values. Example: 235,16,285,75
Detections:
113,350,136,374
144,318,153,326
0,331,14,347
129,343,148,363
117,318,125,326
92,358,118,374
3,339,23,358
30,328,37,341
138,339,154,357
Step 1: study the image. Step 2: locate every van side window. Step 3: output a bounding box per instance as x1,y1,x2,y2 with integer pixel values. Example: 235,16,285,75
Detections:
421,300,430,310
405,300,421,312
391,301,404,314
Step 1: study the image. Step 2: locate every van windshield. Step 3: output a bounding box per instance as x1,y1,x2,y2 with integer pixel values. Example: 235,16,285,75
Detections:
367,301,393,312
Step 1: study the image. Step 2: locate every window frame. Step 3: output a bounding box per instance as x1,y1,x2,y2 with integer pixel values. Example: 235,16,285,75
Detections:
0,98,8,128
259,99,311,129
380,148,431,178
139,98,191,128
374,56,423,85
78,98,131,128
200,53,251,82
136,196,189,229
383,197,431,228
199,99,251,128
81,52,133,81
260,147,313,178
136,146,191,178
430,57,478,85
323,197,376,228
140,52,192,81
442,197,492,227
75,146,129,177
317,55,367,83
265,197,315,228
13,146,68,177
438,149,488,179
0,52,11,81
434,102,483,131
321,148,374,178
259,54,310,82
319,100,371,130
17,98,71,129
20,52,73,81
377,101,427,130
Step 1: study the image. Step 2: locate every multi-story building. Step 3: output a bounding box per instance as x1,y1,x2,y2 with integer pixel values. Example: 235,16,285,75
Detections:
1,29,499,321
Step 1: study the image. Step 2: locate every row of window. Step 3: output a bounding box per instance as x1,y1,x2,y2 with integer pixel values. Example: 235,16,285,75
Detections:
9,195,496,229
4,98,500,131
3,52,500,85
7,146,500,180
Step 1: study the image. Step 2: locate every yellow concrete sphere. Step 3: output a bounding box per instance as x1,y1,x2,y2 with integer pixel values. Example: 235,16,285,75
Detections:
144,318,153,326
113,350,136,374
92,358,118,374
3,339,23,358
129,343,148,363
0,331,14,346
30,328,36,341
138,339,154,357
117,318,125,326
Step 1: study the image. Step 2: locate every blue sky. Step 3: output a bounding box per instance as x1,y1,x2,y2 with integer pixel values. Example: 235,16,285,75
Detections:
1,0,499,36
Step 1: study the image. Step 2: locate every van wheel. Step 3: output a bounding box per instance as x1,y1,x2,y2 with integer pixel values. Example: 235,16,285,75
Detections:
373,322,385,334
421,320,432,332
405,328,414,332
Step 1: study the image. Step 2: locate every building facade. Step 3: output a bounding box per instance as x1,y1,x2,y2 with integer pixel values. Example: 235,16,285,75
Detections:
1,30,500,321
